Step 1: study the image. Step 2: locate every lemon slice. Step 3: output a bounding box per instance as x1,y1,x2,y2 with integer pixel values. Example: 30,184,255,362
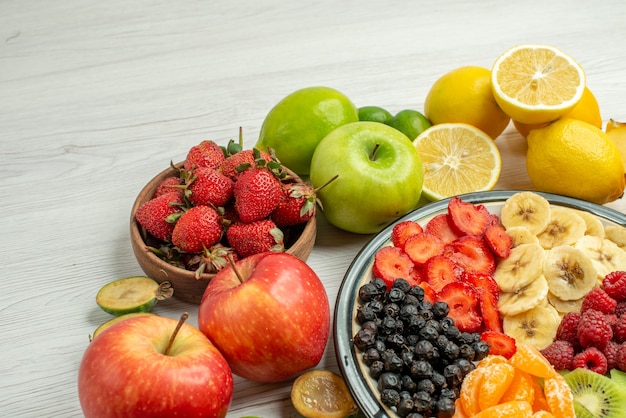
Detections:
413,123,502,201
491,44,586,124
290,370,358,418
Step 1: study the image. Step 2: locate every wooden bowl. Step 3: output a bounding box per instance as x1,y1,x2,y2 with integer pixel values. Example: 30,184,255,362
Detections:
130,162,316,304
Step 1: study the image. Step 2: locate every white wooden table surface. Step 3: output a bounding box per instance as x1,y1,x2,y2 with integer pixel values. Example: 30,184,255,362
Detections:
2,0,626,416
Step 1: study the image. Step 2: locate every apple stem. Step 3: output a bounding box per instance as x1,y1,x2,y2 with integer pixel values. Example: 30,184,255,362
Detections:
164,312,189,356
315,174,339,192
227,254,245,284
370,143,380,161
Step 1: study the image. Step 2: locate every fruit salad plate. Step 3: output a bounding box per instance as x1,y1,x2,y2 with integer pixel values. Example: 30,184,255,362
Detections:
333,190,626,418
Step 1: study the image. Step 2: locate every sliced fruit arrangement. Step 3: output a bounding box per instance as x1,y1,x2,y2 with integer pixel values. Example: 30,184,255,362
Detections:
135,135,319,276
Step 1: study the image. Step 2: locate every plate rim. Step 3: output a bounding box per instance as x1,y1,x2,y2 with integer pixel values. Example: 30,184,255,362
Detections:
333,190,626,417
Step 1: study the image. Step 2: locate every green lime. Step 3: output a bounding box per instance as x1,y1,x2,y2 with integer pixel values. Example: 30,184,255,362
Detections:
387,109,432,140
256,86,358,176
358,106,393,124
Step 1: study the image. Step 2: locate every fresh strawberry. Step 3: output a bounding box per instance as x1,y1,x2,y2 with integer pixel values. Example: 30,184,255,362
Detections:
391,220,424,249
270,182,317,227
154,176,183,198
447,235,496,275
478,289,503,333
187,166,234,208
480,330,517,359
226,219,284,258
220,148,272,180
188,243,239,277
447,197,491,237
403,232,445,265
233,167,283,223
184,140,225,171
419,282,437,304
372,246,420,289
172,205,223,253
135,191,185,242
463,272,499,299
424,213,461,245
484,224,513,258
437,281,482,332
424,255,462,293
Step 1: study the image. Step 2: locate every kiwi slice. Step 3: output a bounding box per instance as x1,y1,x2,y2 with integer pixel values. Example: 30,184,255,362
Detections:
609,369,626,396
564,368,626,418
96,276,173,315
90,312,155,341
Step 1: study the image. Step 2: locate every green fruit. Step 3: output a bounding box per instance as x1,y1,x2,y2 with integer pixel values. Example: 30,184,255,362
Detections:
358,106,393,124
91,312,155,341
387,109,432,140
563,367,626,418
310,121,423,234
96,276,173,316
256,86,358,176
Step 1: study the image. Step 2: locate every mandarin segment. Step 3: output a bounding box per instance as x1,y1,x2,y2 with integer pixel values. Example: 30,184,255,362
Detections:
499,368,536,405
509,343,558,379
543,374,576,418
478,362,516,411
473,400,534,418
460,366,486,416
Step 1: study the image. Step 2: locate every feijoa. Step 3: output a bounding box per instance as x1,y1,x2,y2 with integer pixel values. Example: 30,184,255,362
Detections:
96,276,173,316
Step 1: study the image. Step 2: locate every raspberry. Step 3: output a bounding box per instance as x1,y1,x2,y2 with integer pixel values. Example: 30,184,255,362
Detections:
556,311,581,348
577,309,613,350
615,301,626,318
540,340,574,371
573,347,608,374
614,313,626,343
603,271,626,302
581,287,617,314
617,343,626,372
604,341,621,370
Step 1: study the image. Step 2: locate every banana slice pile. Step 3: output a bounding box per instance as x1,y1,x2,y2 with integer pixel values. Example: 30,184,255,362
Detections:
495,191,626,350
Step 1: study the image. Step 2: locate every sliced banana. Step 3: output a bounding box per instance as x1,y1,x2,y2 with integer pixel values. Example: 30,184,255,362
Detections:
505,226,539,248
502,303,561,350
547,291,584,315
498,274,549,316
500,191,551,235
574,235,626,279
604,225,626,250
574,209,605,238
494,243,545,292
543,245,597,301
536,206,586,249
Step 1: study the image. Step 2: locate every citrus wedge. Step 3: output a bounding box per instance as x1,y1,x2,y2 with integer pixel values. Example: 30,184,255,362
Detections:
413,123,501,201
491,44,586,124
290,370,358,418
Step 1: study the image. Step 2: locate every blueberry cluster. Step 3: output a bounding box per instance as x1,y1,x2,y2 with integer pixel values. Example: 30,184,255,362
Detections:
353,278,489,418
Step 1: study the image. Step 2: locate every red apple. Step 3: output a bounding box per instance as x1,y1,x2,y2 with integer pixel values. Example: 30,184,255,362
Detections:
78,314,233,418
198,252,330,382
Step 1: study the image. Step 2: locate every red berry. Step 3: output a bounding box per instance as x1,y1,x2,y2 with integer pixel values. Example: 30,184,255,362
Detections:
604,340,621,370
219,148,272,180
154,176,183,198
614,313,626,343
447,197,491,237
172,205,223,253
391,220,424,249
419,282,437,304
577,309,613,350
541,340,575,371
447,235,496,275
463,272,500,299
184,140,225,171
615,301,626,318
556,311,581,348
581,287,617,314
573,346,608,375
424,214,461,245
233,167,283,223
270,182,316,227
424,255,462,293
226,219,284,259
483,224,513,258
372,246,420,290
135,192,185,242
188,167,234,208
603,271,626,302
617,343,626,372
480,331,516,359
437,281,482,332
478,288,503,333
403,232,445,266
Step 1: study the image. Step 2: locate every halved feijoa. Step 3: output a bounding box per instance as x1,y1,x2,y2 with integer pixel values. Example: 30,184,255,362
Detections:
90,312,155,341
96,276,173,316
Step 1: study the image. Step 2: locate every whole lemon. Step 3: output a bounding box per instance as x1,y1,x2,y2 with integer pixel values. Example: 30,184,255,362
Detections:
424,66,510,139
514,86,602,138
526,118,625,204
256,86,358,175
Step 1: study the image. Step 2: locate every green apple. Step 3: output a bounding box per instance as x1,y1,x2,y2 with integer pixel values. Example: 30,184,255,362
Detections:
309,121,424,234
256,86,358,176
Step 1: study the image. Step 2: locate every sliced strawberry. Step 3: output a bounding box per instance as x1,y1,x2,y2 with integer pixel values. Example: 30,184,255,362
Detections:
404,232,445,265
391,220,424,249
424,255,462,293
484,224,513,258
478,290,503,333
418,282,437,304
480,330,517,359
437,281,482,332
447,197,491,237
425,213,462,245
372,246,419,290
463,272,499,299
447,235,496,275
